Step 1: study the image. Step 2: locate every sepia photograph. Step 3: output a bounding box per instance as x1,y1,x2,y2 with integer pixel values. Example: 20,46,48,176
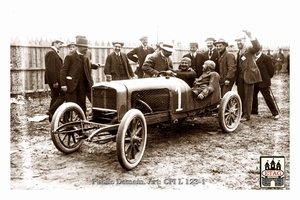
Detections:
5,0,297,197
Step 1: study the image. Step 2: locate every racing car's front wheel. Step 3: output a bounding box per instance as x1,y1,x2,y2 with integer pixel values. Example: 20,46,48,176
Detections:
218,91,242,133
51,102,86,154
116,109,147,170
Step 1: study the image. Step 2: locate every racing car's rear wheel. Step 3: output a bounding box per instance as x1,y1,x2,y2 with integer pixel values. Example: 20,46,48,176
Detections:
116,109,147,170
51,102,86,154
218,91,242,133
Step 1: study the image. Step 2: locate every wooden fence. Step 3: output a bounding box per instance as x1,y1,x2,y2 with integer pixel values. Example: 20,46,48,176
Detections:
10,37,290,95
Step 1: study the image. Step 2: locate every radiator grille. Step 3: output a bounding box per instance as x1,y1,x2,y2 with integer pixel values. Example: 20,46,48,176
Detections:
131,89,170,113
92,87,116,110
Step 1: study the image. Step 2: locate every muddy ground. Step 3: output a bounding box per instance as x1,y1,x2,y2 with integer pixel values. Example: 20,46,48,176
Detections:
10,74,290,191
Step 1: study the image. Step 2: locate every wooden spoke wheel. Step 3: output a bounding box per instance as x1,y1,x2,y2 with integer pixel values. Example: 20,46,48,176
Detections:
50,102,86,154
116,109,147,170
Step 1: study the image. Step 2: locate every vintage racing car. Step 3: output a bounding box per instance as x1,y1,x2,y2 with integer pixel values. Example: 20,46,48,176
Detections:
50,72,242,170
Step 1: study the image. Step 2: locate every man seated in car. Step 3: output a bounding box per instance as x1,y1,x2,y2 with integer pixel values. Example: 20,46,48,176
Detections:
192,60,220,100
174,57,197,87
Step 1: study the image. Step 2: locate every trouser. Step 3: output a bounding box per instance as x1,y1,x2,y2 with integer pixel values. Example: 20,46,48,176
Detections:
135,67,144,78
48,85,65,115
252,84,279,116
220,81,234,97
237,77,254,119
65,82,88,114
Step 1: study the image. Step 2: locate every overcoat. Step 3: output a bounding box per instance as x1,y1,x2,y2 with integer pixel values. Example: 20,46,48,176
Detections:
104,52,134,80
60,51,94,93
45,48,63,86
255,53,274,88
218,50,236,84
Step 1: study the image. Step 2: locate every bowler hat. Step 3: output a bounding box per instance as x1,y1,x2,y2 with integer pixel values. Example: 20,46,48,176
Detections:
76,37,89,47
205,37,216,42
112,40,124,47
213,38,228,47
160,42,175,52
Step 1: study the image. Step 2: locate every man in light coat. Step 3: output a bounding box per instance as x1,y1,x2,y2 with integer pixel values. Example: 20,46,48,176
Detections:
142,42,174,77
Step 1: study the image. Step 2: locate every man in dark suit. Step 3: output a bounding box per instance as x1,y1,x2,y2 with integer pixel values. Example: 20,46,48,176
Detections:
214,38,237,97
45,38,64,121
183,42,205,77
127,36,155,78
252,47,279,120
60,37,94,114
235,30,262,121
104,40,134,80
142,42,174,77
202,38,219,73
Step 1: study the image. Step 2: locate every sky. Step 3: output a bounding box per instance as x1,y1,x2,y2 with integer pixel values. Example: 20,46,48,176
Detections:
7,0,295,47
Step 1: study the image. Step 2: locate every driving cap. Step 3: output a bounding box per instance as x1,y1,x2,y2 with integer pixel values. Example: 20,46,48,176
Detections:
181,57,191,63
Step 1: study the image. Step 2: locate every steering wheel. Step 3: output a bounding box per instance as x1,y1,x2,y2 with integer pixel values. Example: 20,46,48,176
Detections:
157,70,176,77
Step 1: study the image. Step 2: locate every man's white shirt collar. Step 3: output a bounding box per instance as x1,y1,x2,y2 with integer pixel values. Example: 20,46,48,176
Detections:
256,52,262,60
76,50,84,55
51,46,59,53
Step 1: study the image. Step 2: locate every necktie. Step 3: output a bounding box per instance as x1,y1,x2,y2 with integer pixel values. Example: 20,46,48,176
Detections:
209,50,212,57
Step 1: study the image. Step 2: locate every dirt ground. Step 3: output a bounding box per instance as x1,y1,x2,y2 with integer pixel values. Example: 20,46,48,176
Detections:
10,74,290,191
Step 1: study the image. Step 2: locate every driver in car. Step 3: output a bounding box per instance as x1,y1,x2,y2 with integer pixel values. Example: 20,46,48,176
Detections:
192,60,220,100
173,57,196,87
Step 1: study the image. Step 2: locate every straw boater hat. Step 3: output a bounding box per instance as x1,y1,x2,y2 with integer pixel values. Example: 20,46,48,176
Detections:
67,41,76,47
213,38,228,47
76,37,88,47
160,42,175,52
112,40,124,47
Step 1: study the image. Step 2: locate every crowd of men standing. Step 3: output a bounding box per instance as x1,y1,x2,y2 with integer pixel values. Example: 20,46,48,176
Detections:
44,30,287,122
